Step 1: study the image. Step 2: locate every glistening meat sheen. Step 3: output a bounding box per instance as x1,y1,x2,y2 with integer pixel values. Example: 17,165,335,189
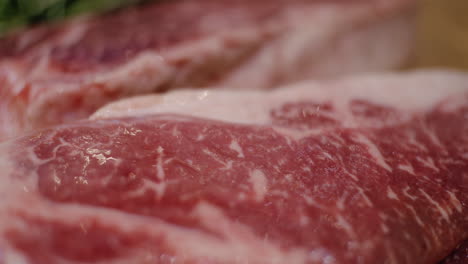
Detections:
0,71,466,263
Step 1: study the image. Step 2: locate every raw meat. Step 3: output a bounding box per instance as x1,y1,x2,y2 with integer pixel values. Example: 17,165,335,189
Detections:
442,240,468,264
0,0,416,141
0,71,467,264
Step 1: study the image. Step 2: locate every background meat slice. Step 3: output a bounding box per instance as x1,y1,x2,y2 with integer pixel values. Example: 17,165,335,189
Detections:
0,71,466,264
0,0,416,141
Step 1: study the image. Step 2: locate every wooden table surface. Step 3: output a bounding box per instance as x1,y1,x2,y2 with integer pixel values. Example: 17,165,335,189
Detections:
414,0,468,70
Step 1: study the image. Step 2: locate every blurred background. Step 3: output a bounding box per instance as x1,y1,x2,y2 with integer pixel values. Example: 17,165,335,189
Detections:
415,0,468,70
0,0,144,34
0,0,467,71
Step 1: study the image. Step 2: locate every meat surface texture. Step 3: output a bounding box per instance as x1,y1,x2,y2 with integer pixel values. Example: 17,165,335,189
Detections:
442,240,468,264
0,71,467,264
0,0,416,141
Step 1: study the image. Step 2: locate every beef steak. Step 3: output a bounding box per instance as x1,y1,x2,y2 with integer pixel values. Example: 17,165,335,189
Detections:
0,0,416,140
0,71,466,264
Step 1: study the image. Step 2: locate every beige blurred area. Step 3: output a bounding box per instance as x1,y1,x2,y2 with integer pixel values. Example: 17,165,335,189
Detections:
414,0,468,70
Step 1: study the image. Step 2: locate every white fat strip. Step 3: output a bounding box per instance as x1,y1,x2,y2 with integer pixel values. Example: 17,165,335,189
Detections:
56,19,90,46
357,187,373,207
403,232,411,240
320,151,334,161
387,187,399,201
299,215,310,226
402,186,418,201
419,189,450,223
22,142,55,166
462,153,468,160
92,71,468,129
220,160,233,171
379,212,389,221
406,129,428,152
381,223,390,234
53,172,62,186
229,140,245,158
196,134,205,141
424,125,444,149
249,169,268,202
202,148,231,168
335,215,356,238
171,127,181,137
2,246,30,264
237,192,247,201
188,202,307,263
125,176,166,200
155,146,165,181
91,51,170,93
393,208,406,219
350,182,373,207
397,162,415,175
405,204,425,227
447,190,463,213
416,156,440,172
336,197,346,210
352,133,392,172
383,242,399,264
270,190,290,199
346,171,359,182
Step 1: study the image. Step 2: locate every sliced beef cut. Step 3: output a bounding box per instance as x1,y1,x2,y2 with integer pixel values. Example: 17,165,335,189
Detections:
0,0,416,141
0,71,467,264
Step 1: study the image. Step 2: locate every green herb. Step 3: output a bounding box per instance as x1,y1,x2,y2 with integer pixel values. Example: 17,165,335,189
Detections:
0,0,143,36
